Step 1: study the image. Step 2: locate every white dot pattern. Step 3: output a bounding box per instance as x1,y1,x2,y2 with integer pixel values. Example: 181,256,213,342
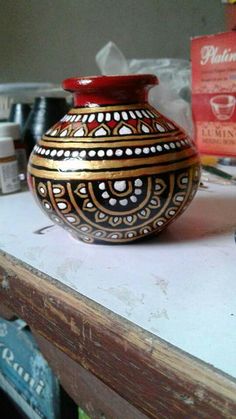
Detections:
34,138,189,160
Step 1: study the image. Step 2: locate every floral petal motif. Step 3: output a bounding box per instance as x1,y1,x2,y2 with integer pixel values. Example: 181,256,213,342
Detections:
95,211,109,223
65,214,80,225
138,208,151,219
82,199,96,212
52,184,65,197
90,123,111,137
109,216,122,226
154,179,167,195
140,226,152,235
137,120,152,134
149,197,160,209
75,183,88,198
73,124,88,137
166,207,178,219
107,232,123,240
55,199,71,214
113,121,135,136
173,192,185,206
153,218,166,229
124,215,137,226
124,231,137,239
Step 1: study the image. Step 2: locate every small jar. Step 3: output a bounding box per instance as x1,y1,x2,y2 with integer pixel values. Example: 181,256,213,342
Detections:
0,122,27,181
0,136,20,194
8,103,31,135
23,97,69,158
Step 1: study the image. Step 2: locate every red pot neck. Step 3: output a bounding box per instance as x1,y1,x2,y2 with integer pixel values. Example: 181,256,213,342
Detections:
62,74,158,107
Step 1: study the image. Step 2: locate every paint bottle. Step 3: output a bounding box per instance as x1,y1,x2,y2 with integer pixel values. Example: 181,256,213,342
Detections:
0,122,27,182
0,136,20,195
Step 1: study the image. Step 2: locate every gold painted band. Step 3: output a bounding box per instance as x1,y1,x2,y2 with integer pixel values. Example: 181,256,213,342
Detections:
39,134,188,149
41,134,186,150
30,148,196,171
65,103,155,114
42,130,183,143
28,156,199,180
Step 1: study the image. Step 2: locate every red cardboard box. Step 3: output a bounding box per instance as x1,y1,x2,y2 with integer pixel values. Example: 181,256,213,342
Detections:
191,31,236,156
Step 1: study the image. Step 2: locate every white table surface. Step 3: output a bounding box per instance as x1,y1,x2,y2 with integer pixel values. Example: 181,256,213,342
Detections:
0,175,236,378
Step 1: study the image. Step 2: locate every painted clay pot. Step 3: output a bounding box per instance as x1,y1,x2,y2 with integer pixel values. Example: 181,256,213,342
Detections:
27,75,200,244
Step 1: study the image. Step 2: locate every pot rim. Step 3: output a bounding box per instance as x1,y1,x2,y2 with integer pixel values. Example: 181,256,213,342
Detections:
62,74,158,92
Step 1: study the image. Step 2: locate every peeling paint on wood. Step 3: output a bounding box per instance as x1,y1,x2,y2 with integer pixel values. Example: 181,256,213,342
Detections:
0,252,236,418
35,334,147,419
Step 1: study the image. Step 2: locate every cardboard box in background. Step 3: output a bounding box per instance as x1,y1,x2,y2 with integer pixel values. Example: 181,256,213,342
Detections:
191,31,236,157
0,318,78,419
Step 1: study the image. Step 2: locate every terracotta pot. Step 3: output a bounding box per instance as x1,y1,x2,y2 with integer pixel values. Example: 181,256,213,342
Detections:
27,75,200,244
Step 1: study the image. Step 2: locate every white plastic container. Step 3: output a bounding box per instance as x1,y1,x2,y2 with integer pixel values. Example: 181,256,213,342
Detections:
0,136,20,194
0,122,27,181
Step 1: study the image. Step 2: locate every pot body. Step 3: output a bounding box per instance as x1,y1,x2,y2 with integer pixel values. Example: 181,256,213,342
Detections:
27,75,200,244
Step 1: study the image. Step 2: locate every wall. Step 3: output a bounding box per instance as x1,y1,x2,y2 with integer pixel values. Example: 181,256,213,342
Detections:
0,0,225,83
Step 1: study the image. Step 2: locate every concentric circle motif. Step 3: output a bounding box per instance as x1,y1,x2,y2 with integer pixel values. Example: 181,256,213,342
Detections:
30,167,200,244
28,103,200,244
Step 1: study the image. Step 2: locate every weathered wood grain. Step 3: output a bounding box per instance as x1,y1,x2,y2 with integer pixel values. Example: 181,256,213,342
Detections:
0,302,15,320
0,250,236,418
35,333,147,419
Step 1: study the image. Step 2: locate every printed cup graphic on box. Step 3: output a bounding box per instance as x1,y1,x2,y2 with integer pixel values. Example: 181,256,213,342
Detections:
210,94,235,121
192,32,236,156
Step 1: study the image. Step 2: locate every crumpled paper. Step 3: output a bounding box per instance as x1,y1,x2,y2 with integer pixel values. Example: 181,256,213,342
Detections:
96,42,193,135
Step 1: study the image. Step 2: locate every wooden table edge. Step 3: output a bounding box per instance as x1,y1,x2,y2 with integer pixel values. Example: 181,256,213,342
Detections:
0,250,235,418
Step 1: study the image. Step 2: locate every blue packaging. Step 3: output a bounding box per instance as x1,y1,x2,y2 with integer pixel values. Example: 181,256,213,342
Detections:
0,318,60,419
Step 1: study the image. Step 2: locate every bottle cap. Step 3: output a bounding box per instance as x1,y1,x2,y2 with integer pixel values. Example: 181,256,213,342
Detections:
0,122,20,140
0,136,15,158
